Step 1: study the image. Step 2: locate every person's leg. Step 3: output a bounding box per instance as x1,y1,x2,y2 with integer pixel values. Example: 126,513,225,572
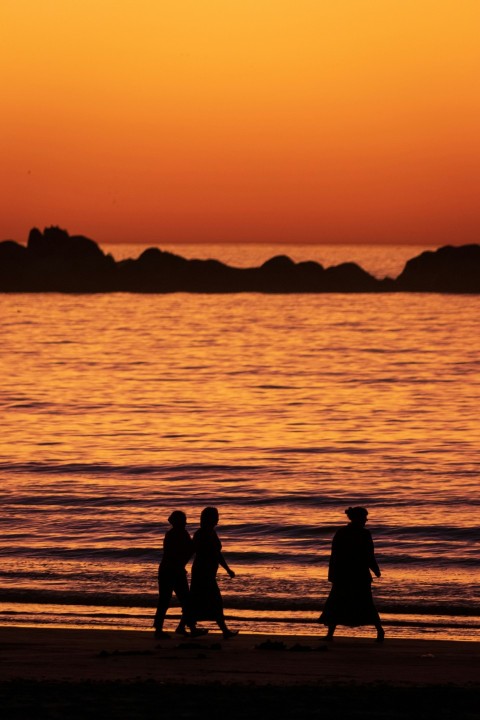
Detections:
215,613,238,639
173,572,208,636
374,621,385,642
174,619,187,634
154,572,174,636
173,573,191,634
325,624,336,640
173,589,187,635
372,604,385,642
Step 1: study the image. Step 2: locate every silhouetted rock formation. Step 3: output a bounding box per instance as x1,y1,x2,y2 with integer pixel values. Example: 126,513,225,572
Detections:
396,244,480,293
0,227,115,291
0,227,479,293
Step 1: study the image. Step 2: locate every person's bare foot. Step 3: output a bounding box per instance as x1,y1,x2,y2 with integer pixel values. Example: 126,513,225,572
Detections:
223,629,239,639
154,629,171,639
191,628,209,638
174,623,188,636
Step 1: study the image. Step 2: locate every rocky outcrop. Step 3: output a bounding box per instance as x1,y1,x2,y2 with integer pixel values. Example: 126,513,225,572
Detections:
0,227,115,291
395,244,480,293
0,227,478,293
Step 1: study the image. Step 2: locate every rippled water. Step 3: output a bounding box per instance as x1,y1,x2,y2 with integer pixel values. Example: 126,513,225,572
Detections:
1,269,479,638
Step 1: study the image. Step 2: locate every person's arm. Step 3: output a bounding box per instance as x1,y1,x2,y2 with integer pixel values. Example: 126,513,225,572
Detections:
327,533,339,582
219,553,235,578
367,531,381,578
162,530,172,553
185,533,195,563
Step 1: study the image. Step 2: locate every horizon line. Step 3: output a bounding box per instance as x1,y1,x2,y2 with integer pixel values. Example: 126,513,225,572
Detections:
98,239,447,247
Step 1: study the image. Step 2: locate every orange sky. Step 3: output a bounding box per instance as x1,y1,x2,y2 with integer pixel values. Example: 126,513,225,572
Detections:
1,1,480,245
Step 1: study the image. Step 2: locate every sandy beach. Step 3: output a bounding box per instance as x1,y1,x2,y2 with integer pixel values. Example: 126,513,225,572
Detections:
1,626,478,718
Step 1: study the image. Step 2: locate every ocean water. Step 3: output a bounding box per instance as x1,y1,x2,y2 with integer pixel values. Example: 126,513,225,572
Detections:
1,245,479,639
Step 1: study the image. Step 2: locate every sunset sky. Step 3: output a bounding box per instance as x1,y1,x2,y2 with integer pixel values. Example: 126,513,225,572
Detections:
1,1,480,245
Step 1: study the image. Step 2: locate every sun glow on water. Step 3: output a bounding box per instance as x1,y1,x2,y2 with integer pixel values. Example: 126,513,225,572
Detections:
1,290,479,638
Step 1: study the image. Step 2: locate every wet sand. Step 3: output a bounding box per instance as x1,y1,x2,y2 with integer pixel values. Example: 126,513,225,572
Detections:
1,627,479,718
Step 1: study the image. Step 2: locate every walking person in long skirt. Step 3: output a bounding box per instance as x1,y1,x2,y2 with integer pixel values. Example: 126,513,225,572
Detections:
190,506,238,639
319,506,385,642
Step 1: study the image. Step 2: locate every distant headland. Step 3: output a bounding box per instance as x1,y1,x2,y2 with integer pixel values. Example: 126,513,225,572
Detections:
1,226,479,293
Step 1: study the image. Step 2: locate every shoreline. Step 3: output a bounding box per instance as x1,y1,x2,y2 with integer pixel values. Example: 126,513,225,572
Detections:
1,602,479,643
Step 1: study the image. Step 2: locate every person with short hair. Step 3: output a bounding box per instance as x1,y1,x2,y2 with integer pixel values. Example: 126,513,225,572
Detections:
153,510,205,638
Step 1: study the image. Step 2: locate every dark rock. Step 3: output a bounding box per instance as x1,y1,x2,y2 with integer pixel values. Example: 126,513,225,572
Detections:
28,226,104,262
0,241,32,291
1,227,479,293
117,251,239,292
396,244,480,293
260,255,296,270
137,247,188,270
323,262,380,291
22,226,115,291
0,240,28,263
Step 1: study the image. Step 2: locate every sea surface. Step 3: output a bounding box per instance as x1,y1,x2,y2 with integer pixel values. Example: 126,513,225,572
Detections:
1,244,479,639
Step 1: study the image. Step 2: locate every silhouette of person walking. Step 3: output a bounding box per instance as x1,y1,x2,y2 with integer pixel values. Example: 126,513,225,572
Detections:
319,506,385,642
153,510,204,638
190,506,238,639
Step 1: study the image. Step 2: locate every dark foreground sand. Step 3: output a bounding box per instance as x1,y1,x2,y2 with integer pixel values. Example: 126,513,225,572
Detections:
1,627,479,719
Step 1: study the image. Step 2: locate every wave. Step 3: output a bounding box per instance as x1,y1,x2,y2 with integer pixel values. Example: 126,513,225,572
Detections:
1,609,478,633
0,460,262,476
268,446,371,455
0,588,478,618
230,521,480,541
378,525,480,540
0,538,478,578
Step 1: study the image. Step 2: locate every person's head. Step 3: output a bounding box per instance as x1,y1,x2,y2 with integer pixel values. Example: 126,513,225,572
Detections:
200,506,219,529
168,510,187,528
345,506,368,526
